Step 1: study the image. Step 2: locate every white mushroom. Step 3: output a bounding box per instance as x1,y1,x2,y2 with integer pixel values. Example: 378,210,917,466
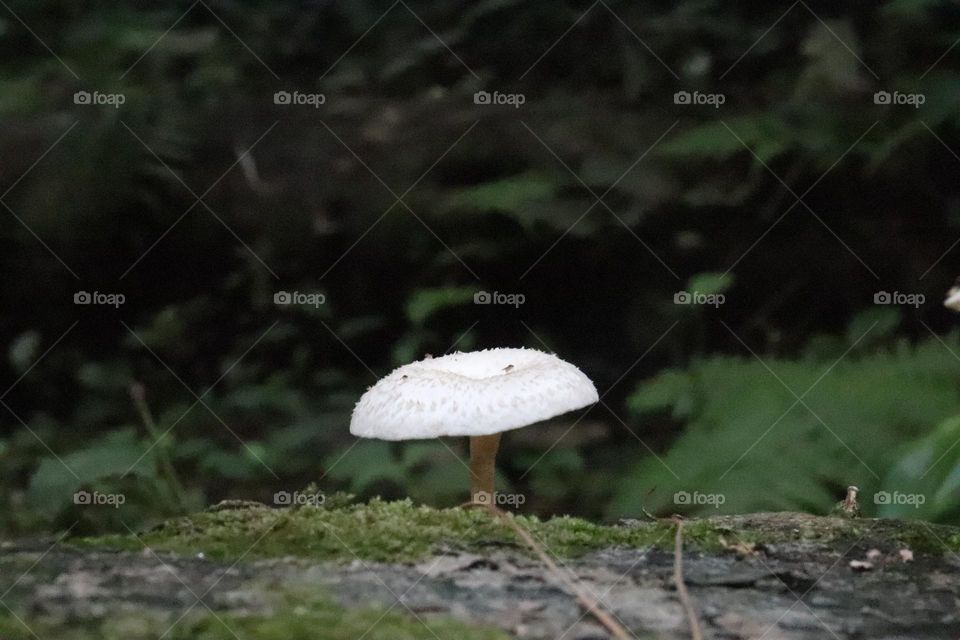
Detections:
946,278,960,312
350,347,598,504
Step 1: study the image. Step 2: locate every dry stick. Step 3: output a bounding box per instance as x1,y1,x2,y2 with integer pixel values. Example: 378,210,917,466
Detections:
672,517,704,640
482,504,632,640
130,383,186,507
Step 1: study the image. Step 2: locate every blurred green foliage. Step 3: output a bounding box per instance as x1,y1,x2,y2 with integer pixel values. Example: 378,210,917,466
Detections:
2,0,960,534
613,318,960,518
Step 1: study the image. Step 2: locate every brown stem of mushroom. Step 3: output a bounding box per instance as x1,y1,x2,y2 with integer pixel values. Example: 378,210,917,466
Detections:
469,433,501,504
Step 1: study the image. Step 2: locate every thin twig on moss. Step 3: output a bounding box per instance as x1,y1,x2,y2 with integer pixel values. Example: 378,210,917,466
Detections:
483,504,632,640
130,383,186,508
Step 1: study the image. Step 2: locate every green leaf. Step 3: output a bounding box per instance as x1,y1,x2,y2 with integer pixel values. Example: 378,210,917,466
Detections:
409,462,469,503
27,429,153,517
881,0,943,18
845,307,900,347
659,117,788,164
401,442,450,469
405,287,475,325
76,361,133,391
687,271,734,297
199,449,262,481
8,331,40,374
628,370,695,417
325,441,406,493
444,172,558,214
881,415,960,521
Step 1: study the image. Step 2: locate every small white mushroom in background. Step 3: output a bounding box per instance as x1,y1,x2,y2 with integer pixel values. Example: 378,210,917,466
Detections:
848,559,873,571
945,278,960,312
349,347,599,505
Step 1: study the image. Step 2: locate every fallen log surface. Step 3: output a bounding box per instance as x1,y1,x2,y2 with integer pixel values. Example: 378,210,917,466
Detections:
1,509,957,639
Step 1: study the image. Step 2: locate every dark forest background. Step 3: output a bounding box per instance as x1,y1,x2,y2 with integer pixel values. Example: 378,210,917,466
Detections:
3,0,960,534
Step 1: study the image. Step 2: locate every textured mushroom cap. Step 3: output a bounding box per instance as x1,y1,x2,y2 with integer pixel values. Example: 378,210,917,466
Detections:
350,348,599,440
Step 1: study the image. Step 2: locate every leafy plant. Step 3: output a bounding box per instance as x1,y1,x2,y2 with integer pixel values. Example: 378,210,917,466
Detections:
881,415,960,522
324,440,488,505
611,331,960,520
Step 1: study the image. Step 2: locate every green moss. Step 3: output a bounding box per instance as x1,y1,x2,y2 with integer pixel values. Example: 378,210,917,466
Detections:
76,499,727,562
0,592,510,640
75,500,960,564
888,520,960,554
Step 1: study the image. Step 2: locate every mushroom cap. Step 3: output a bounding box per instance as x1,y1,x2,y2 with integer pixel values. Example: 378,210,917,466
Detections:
350,347,599,440
945,284,960,312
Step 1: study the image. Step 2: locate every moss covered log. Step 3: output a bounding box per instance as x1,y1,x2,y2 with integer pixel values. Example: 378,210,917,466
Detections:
2,500,959,639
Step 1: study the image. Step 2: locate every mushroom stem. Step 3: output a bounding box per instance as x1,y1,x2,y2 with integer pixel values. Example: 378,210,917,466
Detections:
469,433,501,504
